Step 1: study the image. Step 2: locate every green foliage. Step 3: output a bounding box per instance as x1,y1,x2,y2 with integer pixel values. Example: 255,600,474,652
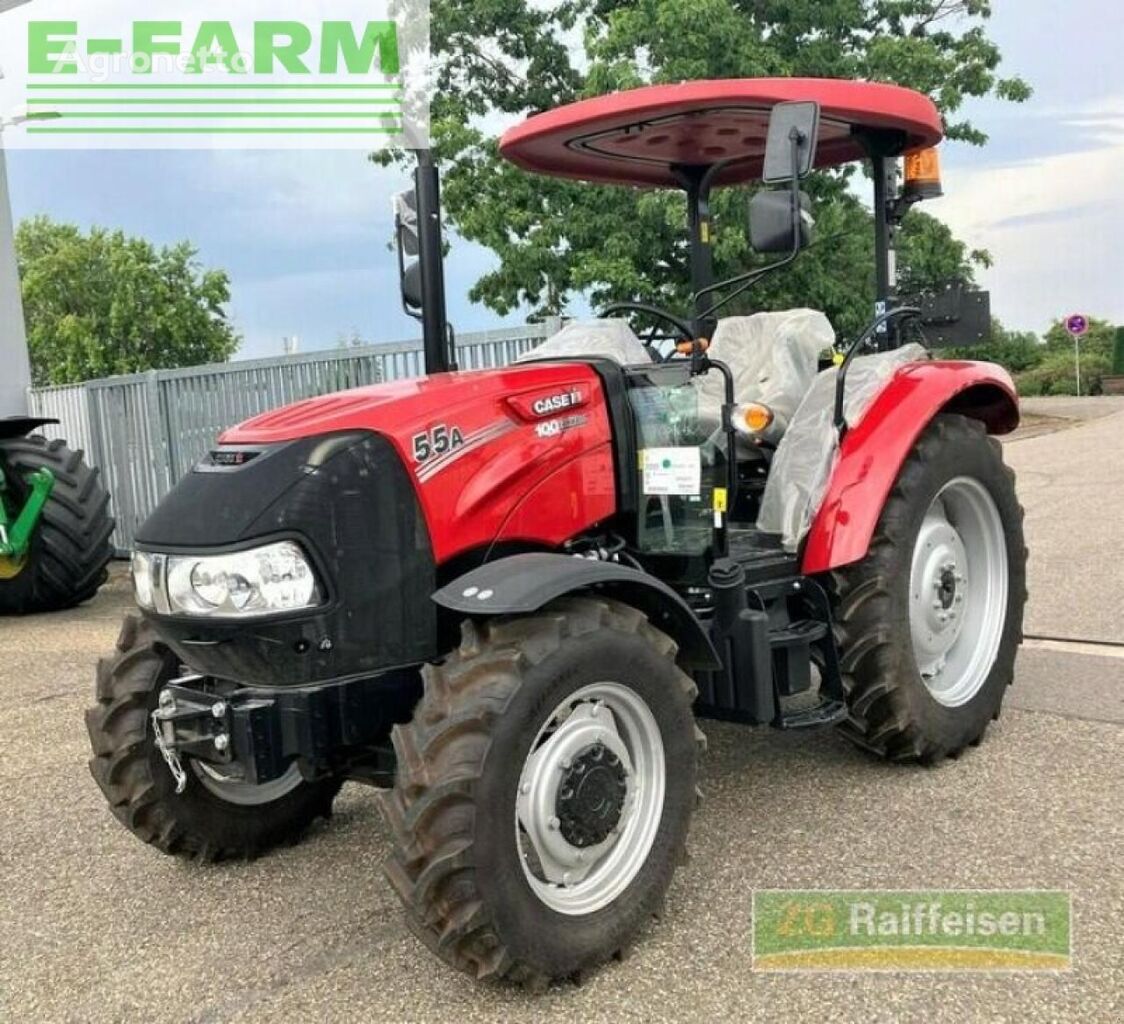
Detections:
388,0,1030,329
1014,316,1116,397
1112,326,1124,375
16,216,239,387
943,318,1040,371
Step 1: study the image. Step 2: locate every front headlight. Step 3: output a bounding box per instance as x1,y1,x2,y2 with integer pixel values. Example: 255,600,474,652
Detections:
132,541,322,617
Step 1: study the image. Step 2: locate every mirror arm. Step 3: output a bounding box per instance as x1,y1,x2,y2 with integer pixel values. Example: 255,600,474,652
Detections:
692,130,808,318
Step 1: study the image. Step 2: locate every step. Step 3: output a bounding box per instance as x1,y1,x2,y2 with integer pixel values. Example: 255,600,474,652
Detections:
769,618,829,648
776,699,848,730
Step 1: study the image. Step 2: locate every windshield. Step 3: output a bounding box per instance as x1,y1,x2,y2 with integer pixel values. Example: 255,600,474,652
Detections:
626,363,723,556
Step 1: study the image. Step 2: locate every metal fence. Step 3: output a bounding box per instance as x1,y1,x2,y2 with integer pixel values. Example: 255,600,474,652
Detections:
28,322,558,551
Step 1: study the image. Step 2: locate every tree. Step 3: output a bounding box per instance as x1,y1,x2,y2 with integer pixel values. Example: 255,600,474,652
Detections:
385,0,1030,334
16,217,239,386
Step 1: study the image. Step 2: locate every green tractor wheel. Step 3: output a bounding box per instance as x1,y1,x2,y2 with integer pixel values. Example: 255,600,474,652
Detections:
0,435,114,614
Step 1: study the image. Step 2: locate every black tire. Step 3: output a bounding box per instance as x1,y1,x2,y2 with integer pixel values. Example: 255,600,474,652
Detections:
85,614,341,862
0,435,114,614
827,414,1027,763
378,596,702,988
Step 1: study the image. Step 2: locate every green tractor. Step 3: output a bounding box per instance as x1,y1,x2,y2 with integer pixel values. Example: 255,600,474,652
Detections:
0,138,113,613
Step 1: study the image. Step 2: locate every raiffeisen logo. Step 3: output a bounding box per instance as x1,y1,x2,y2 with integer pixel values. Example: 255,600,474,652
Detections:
0,1,430,150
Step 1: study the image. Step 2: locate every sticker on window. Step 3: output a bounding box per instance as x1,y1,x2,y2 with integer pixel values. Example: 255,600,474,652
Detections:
641,447,701,496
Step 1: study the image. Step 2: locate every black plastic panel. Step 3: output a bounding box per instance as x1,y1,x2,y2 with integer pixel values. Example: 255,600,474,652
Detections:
138,432,437,686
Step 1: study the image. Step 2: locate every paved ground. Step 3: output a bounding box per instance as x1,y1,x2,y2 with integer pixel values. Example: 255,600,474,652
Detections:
1004,396,1124,644
2,401,1122,1024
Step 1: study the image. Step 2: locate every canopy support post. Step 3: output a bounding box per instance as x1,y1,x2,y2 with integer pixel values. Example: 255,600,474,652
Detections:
861,131,906,351
684,170,714,339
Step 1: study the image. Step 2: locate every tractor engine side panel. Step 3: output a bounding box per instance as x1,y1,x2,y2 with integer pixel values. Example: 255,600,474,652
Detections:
221,363,620,565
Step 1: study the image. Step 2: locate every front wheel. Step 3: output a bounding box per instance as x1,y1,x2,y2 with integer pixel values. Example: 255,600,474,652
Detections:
85,615,341,861
378,597,703,987
828,414,1027,762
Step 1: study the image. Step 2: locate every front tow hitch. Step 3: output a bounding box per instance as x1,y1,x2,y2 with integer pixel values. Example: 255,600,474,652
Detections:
151,679,236,793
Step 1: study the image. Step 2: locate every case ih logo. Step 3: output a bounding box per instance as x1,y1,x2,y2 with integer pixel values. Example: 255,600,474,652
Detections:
531,389,584,418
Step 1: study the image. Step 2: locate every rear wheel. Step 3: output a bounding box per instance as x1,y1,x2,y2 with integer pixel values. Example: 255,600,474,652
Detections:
0,435,114,614
378,596,702,987
85,614,340,861
828,414,1027,762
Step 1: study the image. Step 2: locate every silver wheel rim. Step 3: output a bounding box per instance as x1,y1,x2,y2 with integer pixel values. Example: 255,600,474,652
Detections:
909,476,1008,707
191,761,304,806
515,682,665,916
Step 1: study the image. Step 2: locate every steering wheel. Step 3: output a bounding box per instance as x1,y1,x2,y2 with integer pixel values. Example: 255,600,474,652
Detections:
598,302,695,363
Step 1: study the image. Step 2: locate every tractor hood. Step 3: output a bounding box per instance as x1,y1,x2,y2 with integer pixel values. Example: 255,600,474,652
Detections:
217,362,620,566
221,366,573,445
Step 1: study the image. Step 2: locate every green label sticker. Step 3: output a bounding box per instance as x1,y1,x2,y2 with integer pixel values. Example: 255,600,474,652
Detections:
752,890,1071,971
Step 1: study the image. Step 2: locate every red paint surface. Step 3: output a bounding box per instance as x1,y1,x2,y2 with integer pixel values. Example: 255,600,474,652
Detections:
800,361,1019,575
500,78,943,188
222,364,618,564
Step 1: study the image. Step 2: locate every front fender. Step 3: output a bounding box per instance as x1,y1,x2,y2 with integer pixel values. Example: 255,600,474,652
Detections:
801,360,1018,575
433,552,721,668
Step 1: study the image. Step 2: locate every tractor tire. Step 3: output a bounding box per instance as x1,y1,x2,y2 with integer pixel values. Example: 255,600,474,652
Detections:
86,614,341,862
827,414,1026,763
378,596,702,988
0,435,114,614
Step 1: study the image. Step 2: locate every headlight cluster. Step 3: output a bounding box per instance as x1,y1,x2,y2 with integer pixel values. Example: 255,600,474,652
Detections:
132,541,322,618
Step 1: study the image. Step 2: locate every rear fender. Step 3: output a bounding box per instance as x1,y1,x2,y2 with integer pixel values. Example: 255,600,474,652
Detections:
433,552,721,668
801,361,1018,575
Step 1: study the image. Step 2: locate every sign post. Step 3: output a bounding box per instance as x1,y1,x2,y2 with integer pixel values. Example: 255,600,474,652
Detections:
1065,314,1089,396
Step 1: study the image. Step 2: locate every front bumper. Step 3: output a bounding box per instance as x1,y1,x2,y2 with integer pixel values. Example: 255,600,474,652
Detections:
154,669,419,786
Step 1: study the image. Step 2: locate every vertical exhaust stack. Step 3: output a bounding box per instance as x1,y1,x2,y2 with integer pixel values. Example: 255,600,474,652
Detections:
395,152,456,375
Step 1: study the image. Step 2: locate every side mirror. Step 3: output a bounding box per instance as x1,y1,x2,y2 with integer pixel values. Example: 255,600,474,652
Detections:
762,101,820,184
749,189,814,254
393,189,422,316
394,189,419,256
401,262,423,311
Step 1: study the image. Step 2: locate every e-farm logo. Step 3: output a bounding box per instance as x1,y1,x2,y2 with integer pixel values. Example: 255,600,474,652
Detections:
752,890,1072,971
0,1,430,150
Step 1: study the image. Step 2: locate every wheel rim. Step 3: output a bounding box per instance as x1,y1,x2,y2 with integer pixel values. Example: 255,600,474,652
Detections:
909,476,1008,707
515,682,665,916
190,760,304,806
0,553,27,580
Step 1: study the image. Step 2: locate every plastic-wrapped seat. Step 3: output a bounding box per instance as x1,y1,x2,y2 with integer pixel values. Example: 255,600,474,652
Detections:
692,309,834,444
518,319,652,366
757,343,929,551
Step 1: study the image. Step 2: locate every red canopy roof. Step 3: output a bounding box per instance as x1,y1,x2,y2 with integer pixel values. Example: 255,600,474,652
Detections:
499,78,943,189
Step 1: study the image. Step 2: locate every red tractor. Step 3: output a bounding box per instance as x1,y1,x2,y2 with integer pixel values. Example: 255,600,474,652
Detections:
86,79,1025,987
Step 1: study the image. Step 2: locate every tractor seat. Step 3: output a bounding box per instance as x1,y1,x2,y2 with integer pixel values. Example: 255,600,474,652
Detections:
518,319,653,367
692,309,834,445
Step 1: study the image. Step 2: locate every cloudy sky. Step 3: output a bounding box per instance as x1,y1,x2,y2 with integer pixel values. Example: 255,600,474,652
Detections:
6,0,1122,359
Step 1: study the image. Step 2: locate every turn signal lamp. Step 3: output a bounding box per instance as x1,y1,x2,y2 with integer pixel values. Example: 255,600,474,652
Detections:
903,147,943,202
731,403,774,436
675,338,711,356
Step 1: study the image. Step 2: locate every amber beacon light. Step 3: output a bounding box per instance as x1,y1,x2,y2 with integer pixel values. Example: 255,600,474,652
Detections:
903,147,943,202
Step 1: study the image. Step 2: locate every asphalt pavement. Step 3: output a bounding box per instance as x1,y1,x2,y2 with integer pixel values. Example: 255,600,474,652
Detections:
2,400,1122,1024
